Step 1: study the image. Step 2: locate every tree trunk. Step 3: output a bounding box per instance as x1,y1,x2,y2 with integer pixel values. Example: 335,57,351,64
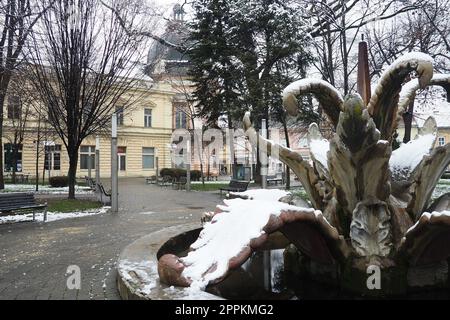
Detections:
67,146,79,199
282,118,291,190
227,115,236,179
0,93,5,189
11,146,18,184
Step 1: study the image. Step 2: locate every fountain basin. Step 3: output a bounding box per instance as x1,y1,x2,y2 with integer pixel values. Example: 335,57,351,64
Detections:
116,223,220,300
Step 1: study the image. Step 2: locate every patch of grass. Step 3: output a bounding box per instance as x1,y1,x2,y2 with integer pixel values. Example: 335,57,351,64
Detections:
44,199,102,213
190,183,231,192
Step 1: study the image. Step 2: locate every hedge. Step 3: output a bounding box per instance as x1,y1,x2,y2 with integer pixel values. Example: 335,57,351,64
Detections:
49,176,69,187
159,168,202,181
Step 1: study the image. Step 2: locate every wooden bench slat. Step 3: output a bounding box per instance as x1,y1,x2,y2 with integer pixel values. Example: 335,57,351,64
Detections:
0,193,47,222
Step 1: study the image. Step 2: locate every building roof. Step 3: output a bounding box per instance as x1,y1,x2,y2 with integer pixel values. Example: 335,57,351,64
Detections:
146,5,190,77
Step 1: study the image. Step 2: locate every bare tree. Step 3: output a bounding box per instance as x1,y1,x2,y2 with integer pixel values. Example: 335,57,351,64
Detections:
27,0,146,198
365,0,450,142
2,71,33,183
0,0,54,189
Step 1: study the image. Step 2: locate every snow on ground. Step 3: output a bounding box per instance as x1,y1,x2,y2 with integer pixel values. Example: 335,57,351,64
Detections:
389,133,435,179
2,184,93,194
191,181,229,185
180,189,315,289
0,207,109,224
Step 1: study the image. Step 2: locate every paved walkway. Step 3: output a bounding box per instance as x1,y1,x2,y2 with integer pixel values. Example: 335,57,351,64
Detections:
0,178,221,300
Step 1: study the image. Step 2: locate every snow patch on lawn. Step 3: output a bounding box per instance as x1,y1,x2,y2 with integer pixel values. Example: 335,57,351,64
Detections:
0,207,109,224
181,189,314,289
2,184,93,194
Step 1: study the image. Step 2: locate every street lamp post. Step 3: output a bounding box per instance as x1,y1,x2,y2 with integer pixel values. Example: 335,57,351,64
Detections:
186,138,191,192
111,114,118,213
95,136,100,193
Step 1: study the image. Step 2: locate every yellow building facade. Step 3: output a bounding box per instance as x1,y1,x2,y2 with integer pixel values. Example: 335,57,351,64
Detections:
1,79,188,180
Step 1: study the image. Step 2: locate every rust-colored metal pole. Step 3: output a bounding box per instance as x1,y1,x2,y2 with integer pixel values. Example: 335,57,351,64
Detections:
357,34,371,106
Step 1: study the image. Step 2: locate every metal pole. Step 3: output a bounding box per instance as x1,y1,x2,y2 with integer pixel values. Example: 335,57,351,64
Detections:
186,138,191,192
155,148,159,177
95,136,100,192
88,152,92,179
111,114,118,213
261,119,267,189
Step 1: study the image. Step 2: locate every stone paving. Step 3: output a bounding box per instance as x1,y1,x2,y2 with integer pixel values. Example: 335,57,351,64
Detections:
0,178,221,300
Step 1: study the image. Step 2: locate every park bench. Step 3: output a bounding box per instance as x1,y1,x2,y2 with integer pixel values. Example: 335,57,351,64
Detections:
146,175,157,184
172,176,187,190
0,193,48,222
219,180,250,196
158,175,173,187
85,176,96,190
97,183,111,205
267,175,283,186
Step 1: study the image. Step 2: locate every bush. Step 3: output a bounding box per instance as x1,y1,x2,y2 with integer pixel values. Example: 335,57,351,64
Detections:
190,170,202,181
159,168,202,181
49,176,69,187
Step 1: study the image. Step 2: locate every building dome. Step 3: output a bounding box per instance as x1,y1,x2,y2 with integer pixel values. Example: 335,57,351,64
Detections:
146,4,190,78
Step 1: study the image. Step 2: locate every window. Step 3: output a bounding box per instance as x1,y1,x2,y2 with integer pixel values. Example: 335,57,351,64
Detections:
3,143,22,172
80,146,95,170
44,145,62,170
118,146,126,171
7,96,21,119
116,106,124,126
142,147,155,169
175,109,187,129
438,137,446,146
144,108,152,128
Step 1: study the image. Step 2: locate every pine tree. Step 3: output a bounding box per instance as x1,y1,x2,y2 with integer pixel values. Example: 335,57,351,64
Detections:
189,0,313,182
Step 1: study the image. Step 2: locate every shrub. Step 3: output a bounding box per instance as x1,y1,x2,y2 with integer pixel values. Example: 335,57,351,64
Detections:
190,170,202,181
159,168,202,181
49,176,69,188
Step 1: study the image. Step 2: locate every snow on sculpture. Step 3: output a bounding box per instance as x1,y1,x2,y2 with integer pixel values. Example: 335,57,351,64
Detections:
158,52,450,294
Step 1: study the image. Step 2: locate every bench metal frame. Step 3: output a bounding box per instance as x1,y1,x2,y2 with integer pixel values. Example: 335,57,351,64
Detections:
0,193,48,222
219,180,250,196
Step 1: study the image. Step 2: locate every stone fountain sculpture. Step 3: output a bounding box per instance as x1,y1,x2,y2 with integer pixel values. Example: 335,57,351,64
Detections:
158,52,450,296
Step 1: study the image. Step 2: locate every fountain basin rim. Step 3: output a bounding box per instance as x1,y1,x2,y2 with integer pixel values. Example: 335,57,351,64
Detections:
116,223,222,300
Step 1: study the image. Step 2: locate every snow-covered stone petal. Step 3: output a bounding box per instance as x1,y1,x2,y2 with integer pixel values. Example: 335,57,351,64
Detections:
390,132,436,181
180,189,313,288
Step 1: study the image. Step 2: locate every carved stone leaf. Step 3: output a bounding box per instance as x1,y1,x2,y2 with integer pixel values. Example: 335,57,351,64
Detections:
350,200,393,257
397,74,450,117
408,143,450,220
243,112,325,210
282,79,344,127
367,52,434,141
398,211,450,266
329,96,391,218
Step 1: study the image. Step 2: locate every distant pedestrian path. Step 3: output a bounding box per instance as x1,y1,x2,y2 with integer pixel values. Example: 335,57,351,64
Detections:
0,178,219,300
